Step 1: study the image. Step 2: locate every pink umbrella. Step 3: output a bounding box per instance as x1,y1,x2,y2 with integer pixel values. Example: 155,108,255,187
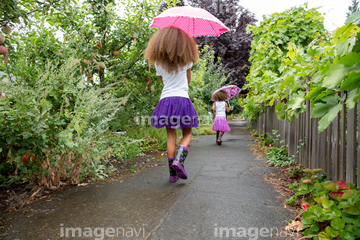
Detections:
150,6,229,37
211,85,241,101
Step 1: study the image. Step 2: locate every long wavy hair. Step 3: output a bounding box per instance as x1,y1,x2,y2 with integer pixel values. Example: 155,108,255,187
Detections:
144,27,199,74
212,90,229,102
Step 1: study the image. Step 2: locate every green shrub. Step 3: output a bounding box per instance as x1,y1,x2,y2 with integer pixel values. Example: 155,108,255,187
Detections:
266,146,295,167
0,58,125,187
287,169,360,240
126,125,167,151
193,124,213,136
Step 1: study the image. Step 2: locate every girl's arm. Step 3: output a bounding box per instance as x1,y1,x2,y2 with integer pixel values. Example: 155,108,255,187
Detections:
225,102,231,113
159,76,163,84
211,102,216,117
187,68,191,84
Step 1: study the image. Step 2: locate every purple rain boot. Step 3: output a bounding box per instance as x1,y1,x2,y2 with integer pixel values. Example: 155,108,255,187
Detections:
171,145,189,179
168,158,178,182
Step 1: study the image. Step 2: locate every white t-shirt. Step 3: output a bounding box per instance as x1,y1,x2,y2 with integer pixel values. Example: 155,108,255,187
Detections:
215,102,226,117
155,62,193,100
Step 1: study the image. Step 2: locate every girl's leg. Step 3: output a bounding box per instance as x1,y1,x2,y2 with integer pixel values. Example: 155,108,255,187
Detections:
171,127,192,180
166,128,177,158
217,131,224,145
180,127,192,147
166,128,178,182
216,131,219,142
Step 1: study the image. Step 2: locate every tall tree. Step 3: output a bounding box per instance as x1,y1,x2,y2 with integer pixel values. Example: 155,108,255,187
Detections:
189,0,256,87
0,0,75,27
347,0,360,18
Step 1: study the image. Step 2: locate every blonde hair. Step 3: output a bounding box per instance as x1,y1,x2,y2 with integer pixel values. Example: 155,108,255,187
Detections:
144,27,199,74
212,90,228,101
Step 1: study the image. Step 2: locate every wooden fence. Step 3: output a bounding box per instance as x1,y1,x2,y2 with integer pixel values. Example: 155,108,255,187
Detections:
253,100,360,187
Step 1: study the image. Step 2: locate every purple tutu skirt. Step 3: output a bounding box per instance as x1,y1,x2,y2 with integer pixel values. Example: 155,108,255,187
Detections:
211,116,231,132
151,97,198,130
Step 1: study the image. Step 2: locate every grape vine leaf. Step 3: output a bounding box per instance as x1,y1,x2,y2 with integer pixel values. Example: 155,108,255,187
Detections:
322,64,349,88
318,103,343,132
312,96,340,118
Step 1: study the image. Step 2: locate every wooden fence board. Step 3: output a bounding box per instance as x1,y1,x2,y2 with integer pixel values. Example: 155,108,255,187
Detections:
320,128,326,172
327,126,332,181
340,100,346,180
304,101,311,168
255,97,359,185
332,115,339,182
311,118,318,169
346,107,357,183
300,111,306,165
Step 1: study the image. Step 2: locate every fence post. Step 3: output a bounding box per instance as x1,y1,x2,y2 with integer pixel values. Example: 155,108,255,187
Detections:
319,126,327,173
326,125,332,181
339,95,346,180
332,114,340,182
311,118,318,169
288,119,296,157
304,100,311,168
346,106,357,184
258,112,263,135
300,111,306,166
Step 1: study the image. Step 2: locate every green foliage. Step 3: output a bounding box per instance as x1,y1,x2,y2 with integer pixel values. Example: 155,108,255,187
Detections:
126,125,167,151
347,0,360,19
266,146,295,167
254,131,295,167
192,124,213,136
242,4,326,122
0,58,124,187
0,0,76,26
287,169,360,240
243,7,360,133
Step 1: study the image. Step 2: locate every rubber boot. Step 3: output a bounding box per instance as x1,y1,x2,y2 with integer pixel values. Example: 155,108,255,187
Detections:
217,132,224,145
171,145,189,179
168,158,178,182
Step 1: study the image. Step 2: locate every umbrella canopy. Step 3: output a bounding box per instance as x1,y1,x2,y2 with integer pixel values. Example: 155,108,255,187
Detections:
211,85,241,101
150,6,229,37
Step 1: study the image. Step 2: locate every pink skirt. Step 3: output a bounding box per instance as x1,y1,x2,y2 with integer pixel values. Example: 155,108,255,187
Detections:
211,116,231,132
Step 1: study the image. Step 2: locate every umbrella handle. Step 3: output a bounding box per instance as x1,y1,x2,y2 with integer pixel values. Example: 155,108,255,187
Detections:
227,101,233,111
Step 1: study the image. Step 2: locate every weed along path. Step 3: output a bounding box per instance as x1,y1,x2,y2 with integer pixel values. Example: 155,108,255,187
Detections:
2,120,293,240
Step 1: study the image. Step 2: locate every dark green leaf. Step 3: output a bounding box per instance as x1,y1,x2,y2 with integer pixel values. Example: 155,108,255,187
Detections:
318,103,343,132
322,64,349,88
331,217,345,231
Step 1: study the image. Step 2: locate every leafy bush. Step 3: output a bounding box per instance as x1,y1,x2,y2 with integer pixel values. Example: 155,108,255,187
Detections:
126,125,167,151
192,124,213,136
243,7,360,132
266,146,294,167
287,169,360,240
0,58,125,187
242,4,326,122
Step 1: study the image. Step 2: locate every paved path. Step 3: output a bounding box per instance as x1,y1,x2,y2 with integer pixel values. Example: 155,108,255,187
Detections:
3,120,293,240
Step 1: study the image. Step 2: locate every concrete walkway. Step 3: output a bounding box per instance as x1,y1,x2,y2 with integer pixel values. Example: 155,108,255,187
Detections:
3,120,293,240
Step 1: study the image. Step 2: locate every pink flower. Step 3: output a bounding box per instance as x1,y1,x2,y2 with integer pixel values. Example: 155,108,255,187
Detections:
301,202,309,211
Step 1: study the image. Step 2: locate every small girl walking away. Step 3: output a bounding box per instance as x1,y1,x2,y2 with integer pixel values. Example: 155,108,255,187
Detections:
144,27,199,182
211,90,232,145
